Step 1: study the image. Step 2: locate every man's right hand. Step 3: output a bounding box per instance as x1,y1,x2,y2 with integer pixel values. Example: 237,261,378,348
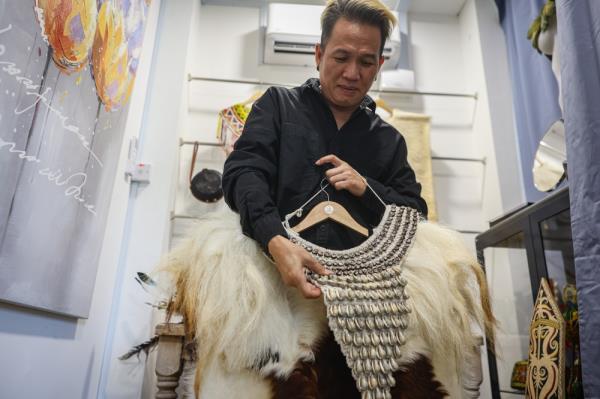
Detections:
267,235,330,299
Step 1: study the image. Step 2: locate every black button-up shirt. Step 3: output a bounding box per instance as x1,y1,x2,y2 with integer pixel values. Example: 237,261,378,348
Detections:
222,78,427,252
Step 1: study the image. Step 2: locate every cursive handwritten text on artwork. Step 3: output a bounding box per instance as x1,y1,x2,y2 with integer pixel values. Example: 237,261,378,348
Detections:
0,138,97,215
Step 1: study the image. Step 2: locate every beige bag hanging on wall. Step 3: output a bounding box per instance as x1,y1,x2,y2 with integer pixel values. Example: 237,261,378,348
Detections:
386,110,438,221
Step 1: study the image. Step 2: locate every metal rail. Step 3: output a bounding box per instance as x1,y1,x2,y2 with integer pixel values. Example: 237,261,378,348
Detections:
188,74,478,99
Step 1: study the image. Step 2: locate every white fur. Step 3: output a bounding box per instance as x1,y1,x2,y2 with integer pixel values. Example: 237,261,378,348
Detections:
156,209,328,386
156,209,487,398
199,355,273,399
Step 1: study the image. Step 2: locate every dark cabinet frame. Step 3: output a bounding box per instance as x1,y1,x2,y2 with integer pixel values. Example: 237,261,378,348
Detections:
475,187,571,399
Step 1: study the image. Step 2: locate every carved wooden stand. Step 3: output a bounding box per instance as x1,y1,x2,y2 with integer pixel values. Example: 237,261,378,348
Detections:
155,323,185,399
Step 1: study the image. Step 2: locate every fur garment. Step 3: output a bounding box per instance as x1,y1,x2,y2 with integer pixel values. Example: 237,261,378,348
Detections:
155,208,495,398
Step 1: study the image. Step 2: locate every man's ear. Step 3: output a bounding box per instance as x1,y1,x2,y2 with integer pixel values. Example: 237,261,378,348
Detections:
378,55,385,68
315,43,323,70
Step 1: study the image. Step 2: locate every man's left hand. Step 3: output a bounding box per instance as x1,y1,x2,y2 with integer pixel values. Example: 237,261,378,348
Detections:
316,154,367,197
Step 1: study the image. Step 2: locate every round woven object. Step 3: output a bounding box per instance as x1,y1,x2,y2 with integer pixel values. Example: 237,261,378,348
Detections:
190,169,223,203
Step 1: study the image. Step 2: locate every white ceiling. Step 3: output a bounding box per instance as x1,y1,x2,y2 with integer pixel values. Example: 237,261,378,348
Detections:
405,0,467,15
201,0,468,16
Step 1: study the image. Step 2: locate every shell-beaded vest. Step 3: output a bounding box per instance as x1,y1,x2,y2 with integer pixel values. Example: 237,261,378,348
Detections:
285,205,419,399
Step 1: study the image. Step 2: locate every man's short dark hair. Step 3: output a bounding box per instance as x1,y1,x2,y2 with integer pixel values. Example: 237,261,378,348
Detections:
320,0,397,56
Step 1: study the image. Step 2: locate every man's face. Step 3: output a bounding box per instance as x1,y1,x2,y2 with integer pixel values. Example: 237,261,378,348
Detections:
316,18,384,112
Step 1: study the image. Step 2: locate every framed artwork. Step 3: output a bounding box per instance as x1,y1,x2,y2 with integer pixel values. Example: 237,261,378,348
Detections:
0,0,151,317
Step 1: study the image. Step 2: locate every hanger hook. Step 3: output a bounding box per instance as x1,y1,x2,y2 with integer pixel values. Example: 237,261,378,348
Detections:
283,177,333,226
319,178,330,202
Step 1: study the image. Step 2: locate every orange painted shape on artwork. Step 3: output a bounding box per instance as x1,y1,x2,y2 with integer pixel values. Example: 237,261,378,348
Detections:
35,0,98,74
92,1,132,111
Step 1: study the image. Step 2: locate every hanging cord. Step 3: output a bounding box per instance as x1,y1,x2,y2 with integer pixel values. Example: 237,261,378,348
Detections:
284,178,330,224
363,178,387,209
283,176,387,229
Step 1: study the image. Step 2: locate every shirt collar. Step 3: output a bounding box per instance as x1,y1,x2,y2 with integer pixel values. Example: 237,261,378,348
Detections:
302,78,376,112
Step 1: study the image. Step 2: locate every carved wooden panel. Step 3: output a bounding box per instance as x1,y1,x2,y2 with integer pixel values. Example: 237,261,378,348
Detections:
526,278,565,398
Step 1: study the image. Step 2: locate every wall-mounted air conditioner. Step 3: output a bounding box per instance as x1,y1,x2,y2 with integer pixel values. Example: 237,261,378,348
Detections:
263,3,401,70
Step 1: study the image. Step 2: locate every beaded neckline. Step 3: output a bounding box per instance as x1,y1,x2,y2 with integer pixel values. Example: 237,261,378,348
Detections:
284,205,419,276
284,205,392,255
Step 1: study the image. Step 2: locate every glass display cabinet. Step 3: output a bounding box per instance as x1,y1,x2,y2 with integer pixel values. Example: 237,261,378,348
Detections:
475,187,582,399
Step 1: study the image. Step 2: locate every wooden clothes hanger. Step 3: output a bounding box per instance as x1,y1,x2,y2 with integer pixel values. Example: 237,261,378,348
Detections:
287,179,369,237
293,200,369,236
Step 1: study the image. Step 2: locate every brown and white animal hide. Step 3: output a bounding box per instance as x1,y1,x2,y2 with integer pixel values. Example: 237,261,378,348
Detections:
155,208,495,398
267,332,449,399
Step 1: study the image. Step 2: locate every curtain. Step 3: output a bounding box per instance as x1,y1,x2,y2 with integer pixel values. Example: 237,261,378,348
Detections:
557,0,600,396
494,0,562,203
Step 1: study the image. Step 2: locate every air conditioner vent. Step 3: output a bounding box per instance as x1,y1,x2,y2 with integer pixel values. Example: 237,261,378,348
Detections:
263,3,401,69
273,41,316,54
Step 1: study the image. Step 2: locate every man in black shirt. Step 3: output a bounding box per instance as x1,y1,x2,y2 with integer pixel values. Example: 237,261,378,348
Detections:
222,0,427,301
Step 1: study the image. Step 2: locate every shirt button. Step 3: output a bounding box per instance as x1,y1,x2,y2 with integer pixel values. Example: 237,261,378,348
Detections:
316,224,327,243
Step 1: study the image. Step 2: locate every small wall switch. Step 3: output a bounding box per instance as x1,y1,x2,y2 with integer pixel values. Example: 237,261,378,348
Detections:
126,163,151,183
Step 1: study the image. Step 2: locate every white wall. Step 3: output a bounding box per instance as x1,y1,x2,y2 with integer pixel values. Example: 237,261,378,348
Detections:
99,0,197,398
459,0,524,220
408,12,484,244
0,1,162,398
458,1,526,397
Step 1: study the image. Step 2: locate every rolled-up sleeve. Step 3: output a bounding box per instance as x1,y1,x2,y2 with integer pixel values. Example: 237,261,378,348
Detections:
222,89,288,252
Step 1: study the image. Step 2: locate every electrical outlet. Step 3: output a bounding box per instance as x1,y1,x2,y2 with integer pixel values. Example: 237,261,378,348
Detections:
124,137,151,183
127,163,152,183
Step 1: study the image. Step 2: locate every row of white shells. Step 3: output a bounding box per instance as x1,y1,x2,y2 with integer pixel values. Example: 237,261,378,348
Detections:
331,314,408,331
325,300,410,318
338,327,408,348
323,285,408,301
